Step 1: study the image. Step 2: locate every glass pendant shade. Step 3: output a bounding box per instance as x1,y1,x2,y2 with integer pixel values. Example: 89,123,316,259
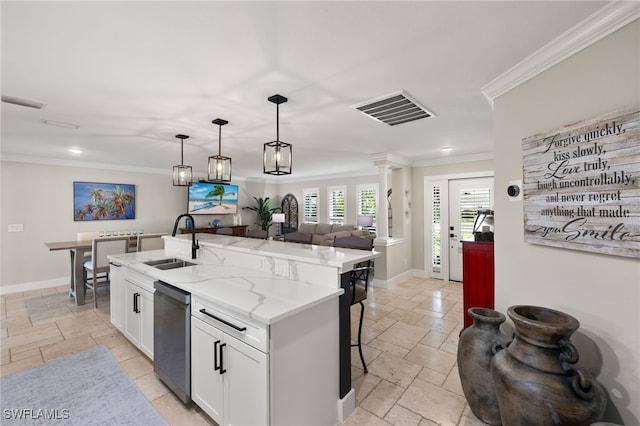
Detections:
208,119,232,182
208,154,232,182
263,94,292,176
172,134,192,186
263,141,292,175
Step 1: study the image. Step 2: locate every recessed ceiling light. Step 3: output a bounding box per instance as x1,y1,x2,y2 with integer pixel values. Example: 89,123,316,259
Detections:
44,119,80,129
441,147,453,152
68,148,83,155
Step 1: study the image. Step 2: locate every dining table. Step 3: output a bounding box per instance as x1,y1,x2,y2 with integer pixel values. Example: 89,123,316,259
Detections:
45,237,137,305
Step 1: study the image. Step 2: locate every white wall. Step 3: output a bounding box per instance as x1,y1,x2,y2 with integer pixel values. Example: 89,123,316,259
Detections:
0,161,277,291
0,161,184,290
494,20,639,424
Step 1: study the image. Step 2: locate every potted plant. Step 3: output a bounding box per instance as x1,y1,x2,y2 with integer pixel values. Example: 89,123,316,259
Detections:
243,197,281,232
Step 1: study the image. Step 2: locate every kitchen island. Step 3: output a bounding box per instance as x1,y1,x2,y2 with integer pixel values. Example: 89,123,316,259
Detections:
109,233,377,425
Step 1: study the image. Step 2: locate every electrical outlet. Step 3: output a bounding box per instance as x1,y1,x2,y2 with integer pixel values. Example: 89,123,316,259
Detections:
8,224,24,232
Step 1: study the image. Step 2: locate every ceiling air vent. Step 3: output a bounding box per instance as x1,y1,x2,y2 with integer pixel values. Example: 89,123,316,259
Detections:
352,90,434,126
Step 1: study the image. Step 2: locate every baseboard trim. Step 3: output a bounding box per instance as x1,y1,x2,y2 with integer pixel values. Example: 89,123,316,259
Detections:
0,277,69,295
411,269,430,279
373,269,414,288
337,388,356,422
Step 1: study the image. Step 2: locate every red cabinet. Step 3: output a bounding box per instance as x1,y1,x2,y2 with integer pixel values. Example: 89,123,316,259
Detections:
462,241,495,330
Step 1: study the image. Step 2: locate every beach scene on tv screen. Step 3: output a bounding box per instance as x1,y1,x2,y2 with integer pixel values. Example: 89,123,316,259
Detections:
188,182,238,214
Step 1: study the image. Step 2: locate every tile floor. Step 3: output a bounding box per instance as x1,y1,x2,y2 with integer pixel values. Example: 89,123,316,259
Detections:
1,277,484,426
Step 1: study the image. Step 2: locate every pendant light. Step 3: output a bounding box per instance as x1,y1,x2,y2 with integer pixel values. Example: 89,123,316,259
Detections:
208,118,232,182
172,134,192,186
263,94,292,175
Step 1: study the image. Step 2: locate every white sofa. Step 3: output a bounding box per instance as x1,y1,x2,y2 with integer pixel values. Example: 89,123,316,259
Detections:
297,223,374,246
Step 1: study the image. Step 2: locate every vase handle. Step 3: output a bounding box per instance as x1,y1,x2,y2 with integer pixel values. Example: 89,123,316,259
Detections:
491,338,509,355
559,338,579,364
565,364,597,400
559,339,595,400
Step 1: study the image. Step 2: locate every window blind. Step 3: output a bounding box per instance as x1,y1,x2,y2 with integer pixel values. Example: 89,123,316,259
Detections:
431,185,441,273
303,189,319,223
356,185,377,229
459,188,491,241
328,186,346,225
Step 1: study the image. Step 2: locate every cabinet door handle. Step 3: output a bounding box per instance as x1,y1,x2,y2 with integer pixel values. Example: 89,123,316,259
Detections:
199,309,247,332
108,262,121,267
133,292,140,313
219,343,227,375
214,340,221,371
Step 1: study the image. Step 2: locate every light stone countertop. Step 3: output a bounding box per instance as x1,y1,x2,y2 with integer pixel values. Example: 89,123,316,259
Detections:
109,248,344,325
168,233,379,270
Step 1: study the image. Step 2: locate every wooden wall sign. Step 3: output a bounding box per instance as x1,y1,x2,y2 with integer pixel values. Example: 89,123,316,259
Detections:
522,107,639,258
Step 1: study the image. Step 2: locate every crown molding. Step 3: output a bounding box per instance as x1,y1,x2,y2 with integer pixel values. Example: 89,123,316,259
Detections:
2,154,169,175
481,1,640,108
3,152,494,182
245,167,380,184
369,152,412,168
412,152,493,168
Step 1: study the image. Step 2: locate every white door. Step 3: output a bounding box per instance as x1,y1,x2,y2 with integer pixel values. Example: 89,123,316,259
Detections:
225,333,268,426
124,284,140,345
448,178,494,281
109,264,125,331
191,317,224,425
138,288,154,359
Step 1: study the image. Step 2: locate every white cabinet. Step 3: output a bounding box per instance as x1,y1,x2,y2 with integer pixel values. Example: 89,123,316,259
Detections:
191,296,339,426
109,262,125,331
191,315,268,426
121,269,154,359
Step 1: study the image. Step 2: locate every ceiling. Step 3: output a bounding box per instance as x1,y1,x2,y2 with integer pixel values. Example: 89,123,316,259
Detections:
1,1,609,182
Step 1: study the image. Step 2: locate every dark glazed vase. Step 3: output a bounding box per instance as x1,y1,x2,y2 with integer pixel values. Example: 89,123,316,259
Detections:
491,305,606,426
457,307,510,425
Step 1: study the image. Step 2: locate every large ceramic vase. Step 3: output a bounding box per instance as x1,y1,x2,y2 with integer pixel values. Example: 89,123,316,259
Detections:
491,305,606,425
457,307,510,425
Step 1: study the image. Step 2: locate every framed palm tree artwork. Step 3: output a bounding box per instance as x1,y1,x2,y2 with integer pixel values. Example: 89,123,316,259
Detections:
73,182,135,221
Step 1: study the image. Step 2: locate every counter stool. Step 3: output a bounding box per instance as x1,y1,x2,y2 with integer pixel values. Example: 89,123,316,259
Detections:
247,228,268,239
333,236,374,373
283,231,312,244
137,233,166,251
83,236,129,308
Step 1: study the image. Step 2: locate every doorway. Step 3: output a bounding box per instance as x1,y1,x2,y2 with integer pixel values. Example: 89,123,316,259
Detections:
425,174,494,282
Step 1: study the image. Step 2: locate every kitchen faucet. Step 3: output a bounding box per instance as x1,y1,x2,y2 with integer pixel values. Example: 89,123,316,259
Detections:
172,214,199,259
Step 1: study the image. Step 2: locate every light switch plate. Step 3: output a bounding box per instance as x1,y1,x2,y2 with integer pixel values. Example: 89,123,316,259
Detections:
8,224,24,232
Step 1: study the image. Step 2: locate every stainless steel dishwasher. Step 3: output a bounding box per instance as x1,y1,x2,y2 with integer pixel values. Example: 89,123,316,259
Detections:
153,280,191,404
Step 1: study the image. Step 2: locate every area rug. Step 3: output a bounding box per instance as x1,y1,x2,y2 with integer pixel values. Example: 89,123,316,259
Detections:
1,345,168,425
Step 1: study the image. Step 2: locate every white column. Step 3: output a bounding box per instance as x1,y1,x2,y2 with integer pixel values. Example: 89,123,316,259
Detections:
377,165,389,240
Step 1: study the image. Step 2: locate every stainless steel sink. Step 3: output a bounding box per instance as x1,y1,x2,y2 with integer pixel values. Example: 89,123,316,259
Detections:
144,258,182,266
143,258,196,270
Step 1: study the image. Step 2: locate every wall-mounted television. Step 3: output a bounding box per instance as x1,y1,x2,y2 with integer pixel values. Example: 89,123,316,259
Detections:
187,182,239,215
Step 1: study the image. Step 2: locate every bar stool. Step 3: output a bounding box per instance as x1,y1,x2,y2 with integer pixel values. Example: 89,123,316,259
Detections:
333,236,374,373
83,236,129,308
137,233,167,251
